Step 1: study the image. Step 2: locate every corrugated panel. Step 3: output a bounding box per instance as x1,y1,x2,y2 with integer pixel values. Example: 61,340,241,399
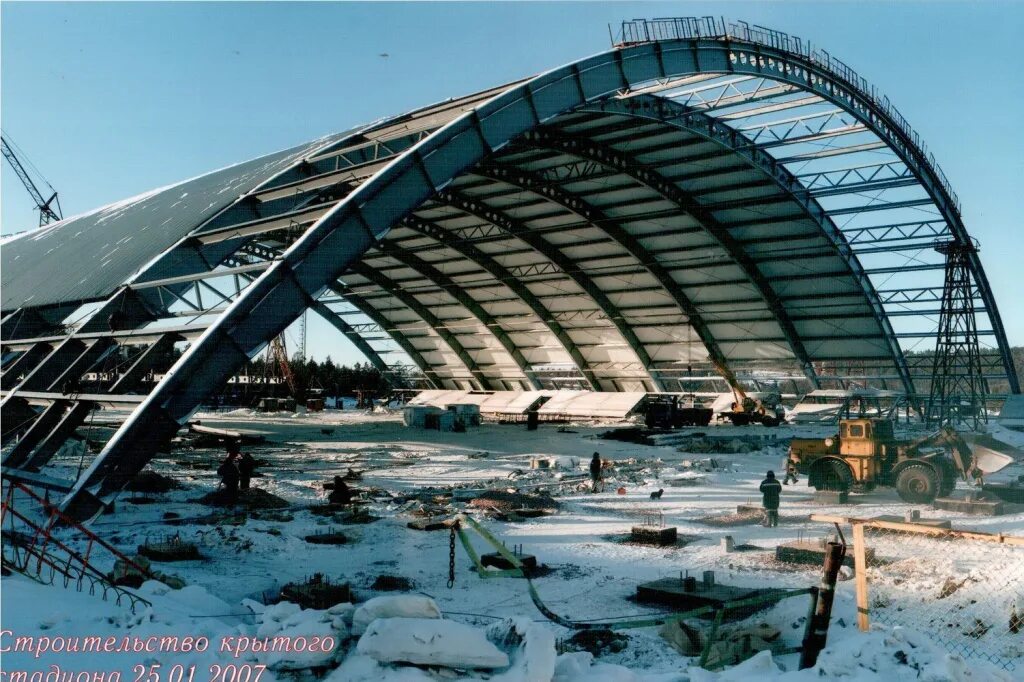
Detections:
1,135,348,312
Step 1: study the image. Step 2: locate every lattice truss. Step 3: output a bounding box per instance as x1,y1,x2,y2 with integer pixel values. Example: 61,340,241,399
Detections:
0,18,1017,519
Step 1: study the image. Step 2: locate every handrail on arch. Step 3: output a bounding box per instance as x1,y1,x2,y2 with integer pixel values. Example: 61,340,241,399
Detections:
610,16,960,215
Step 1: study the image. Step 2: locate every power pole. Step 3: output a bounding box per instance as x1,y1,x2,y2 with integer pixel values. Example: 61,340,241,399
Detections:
926,239,987,430
1,135,63,226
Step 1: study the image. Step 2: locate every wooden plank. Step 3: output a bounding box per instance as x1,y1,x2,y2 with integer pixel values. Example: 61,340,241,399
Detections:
809,514,1024,546
852,523,870,632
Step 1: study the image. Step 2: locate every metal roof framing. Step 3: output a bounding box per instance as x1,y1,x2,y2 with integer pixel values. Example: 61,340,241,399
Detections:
0,21,1016,520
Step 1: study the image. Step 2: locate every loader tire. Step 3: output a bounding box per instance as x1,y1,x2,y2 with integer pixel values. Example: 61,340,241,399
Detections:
896,463,940,503
811,459,854,492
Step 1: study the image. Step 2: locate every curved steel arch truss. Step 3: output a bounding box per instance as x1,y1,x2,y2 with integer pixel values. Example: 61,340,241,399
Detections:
0,23,1013,519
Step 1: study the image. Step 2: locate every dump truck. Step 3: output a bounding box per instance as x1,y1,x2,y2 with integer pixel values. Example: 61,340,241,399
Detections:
787,418,1013,503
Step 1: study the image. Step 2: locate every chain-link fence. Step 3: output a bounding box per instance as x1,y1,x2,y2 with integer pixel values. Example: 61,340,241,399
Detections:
815,515,1024,671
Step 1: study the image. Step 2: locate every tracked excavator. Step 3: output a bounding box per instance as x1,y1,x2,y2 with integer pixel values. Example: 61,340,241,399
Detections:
788,419,1014,503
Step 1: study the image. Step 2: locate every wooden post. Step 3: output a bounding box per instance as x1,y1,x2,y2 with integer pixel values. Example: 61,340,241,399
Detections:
852,522,870,632
799,541,845,669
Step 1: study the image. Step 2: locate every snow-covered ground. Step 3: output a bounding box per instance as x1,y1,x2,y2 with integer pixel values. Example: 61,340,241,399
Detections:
3,410,1022,681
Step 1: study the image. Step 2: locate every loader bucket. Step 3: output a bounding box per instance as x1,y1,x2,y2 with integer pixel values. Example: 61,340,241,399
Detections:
970,443,1015,475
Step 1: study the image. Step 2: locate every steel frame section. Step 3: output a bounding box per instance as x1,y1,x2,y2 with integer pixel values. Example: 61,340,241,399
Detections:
29,30,1010,519
344,262,492,390
469,162,749,394
363,244,541,388
397,214,601,388
431,188,664,391
514,123,821,388
577,96,915,394
326,284,441,388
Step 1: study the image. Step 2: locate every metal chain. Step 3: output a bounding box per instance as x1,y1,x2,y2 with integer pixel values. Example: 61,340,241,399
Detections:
446,520,458,589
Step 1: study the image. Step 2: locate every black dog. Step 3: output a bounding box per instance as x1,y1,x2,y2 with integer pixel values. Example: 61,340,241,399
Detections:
649,488,664,500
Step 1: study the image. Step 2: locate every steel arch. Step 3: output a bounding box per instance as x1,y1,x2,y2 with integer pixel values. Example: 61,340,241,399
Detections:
57,34,1016,518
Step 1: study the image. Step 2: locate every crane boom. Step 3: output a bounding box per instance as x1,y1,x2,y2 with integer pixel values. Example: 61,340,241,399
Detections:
1,135,62,226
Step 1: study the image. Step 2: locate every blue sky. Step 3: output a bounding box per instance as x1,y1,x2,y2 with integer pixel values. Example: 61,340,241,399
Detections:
2,1,1022,363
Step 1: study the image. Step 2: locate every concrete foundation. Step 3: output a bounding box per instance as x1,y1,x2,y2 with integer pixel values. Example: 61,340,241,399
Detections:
775,540,866,568
137,539,201,562
934,495,1006,516
407,518,455,531
636,573,776,620
280,575,350,610
813,490,850,504
631,525,678,546
480,552,537,571
305,531,348,545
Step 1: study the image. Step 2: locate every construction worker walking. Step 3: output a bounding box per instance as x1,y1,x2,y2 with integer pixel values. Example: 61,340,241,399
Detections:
589,452,604,493
783,461,799,485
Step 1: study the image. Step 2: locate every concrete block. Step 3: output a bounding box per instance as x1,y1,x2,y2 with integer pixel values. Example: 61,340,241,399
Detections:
721,536,735,553
631,525,678,546
934,496,1006,516
775,540,866,569
407,518,455,531
480,552,537,571
636,576,775,620
813,490,850,504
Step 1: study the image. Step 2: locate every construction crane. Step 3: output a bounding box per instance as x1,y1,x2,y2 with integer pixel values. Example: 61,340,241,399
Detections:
269,336,298,397
1,134,63,226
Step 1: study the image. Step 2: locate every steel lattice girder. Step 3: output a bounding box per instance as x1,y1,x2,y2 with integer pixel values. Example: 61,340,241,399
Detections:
0,29,1012,519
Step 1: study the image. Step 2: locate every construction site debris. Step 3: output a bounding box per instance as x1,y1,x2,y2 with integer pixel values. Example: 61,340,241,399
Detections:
138,536,202,562
188,423,266,448
406,518,455,531
631,525,678,546
126,471,183,493
468,490,560,512
562,629,629,657
370,575,413,591
934,493,1009,515
480,551,538,572
305,530,348,545
352,594,441,635
600,427,657,445
356,617,510,669
195,487,290,509
775,539,865,569
279,573,351,610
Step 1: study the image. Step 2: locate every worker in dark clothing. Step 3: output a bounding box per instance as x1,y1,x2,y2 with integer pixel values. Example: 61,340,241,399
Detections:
589,452,603,493
328,476,352,506
783,461,799,485
760,470,782,527
238,450,257,491
217,452,240,503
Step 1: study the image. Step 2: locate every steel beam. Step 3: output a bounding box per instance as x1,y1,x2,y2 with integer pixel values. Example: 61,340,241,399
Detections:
308,299,393,380
575,96,917,395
